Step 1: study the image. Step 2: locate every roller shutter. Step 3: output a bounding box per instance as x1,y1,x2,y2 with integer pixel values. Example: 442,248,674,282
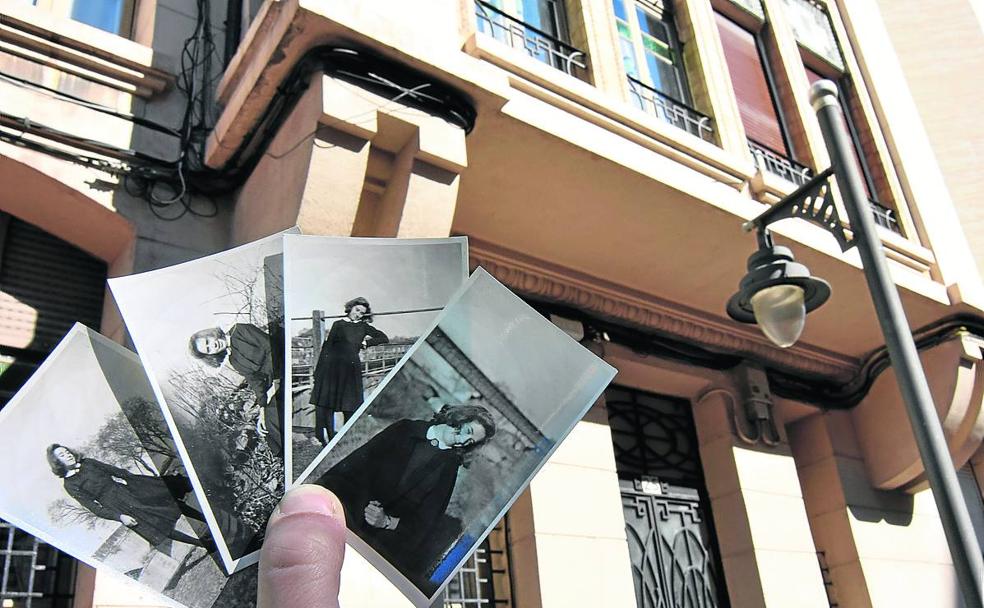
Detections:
0,212,107,405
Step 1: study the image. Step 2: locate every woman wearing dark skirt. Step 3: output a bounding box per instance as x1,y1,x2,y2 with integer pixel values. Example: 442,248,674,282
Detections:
46,444,211,551
314,402,497,583
309,297,389,444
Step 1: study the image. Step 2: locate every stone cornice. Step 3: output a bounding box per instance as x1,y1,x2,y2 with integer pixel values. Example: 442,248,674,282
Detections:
468,239,858,381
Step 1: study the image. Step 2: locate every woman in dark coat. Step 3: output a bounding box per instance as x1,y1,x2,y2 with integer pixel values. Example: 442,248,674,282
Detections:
314,403,496,576
309,297,389,444
46,444,209,550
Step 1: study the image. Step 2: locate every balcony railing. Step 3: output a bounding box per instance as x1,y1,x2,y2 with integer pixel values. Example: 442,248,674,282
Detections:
474,0,589,81
747,140,903,235
748,139,813,187
869,200,902,234
628,77,714,143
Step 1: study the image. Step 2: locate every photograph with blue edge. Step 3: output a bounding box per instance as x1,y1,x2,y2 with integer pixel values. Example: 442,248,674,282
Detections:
298,269,616,603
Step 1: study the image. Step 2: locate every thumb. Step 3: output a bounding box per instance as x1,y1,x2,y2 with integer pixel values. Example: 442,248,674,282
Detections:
258,485,346,608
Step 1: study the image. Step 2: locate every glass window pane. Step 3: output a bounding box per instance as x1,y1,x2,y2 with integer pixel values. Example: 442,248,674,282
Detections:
637,6,671,46
70,0,125,34
612,0,629,22
619,35,640,78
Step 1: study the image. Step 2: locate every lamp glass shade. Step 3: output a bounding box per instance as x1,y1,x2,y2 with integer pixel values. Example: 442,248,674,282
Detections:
750,284,807,347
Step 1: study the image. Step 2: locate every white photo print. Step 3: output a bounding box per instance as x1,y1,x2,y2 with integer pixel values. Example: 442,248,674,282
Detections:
0,325,256,608
109,230,295,573
296,268,617,606
282,235,468,482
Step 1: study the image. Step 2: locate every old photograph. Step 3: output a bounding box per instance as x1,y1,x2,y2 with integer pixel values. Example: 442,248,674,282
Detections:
296,268,617,606
109,230,295,573
0,325,256,608
283,235,467,481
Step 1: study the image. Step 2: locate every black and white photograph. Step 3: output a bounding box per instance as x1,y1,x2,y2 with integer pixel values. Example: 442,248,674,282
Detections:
109,230,295,573
295,268,617,606
0,325,256,608
283,235,467,481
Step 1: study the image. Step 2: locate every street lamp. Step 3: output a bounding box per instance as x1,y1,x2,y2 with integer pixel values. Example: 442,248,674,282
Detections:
726,229,830,347
727,80,984,607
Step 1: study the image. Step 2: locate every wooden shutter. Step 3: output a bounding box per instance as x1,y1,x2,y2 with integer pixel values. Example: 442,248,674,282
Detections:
0,214,107,353
715,13,787,155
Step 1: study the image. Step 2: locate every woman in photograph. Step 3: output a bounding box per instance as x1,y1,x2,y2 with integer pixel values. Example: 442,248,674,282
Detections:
309,297,389,444
187,321,285,457
46,444,212,551
314,401,497,560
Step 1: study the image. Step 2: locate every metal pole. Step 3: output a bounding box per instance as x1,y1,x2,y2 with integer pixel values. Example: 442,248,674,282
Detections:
811,80,984,607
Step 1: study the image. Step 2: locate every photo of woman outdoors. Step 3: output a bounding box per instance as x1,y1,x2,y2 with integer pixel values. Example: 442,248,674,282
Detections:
110,231,293,572
46,443,212,552
284,235,468,482
315,399,496,560
309,297,389,444
296,270,616,605
0,326,255,608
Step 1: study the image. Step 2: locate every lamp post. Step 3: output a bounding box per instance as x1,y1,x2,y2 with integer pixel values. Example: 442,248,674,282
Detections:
727,80,984,607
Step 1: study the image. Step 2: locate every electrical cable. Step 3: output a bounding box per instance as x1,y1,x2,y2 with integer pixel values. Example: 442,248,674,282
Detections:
0,71,183,138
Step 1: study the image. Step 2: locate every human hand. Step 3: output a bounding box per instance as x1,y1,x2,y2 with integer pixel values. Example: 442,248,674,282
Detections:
120,515,138,527
258,485,346,608
363,501,396,529
256,414,268,436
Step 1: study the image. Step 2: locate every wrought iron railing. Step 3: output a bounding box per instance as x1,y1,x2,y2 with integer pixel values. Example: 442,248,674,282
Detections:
869,200,901,234
746,140,903,235
748,139,813,187
628,77,714,143
0,521,75,608
474,0,589,81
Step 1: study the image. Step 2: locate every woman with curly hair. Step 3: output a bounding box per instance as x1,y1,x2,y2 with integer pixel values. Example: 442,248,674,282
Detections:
46,444,211,551
309,297,389,444
314,398,497,563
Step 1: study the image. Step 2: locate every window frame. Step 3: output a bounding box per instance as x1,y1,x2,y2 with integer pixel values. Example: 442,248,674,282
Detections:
31,0,136,38
613,0,694,106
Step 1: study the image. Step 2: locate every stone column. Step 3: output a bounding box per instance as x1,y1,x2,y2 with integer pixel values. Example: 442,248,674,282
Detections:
694,383,829,607
790,411,961,607
509,399,637,607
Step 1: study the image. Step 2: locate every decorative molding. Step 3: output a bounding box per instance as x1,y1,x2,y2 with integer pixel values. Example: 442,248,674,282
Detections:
469,239,858,381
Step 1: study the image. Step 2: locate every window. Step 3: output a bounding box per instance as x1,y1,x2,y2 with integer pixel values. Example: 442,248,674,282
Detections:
30,0,135,37
615,0,688,102
715,11,812,185
614,1,713,141
790,0,902,233
474,0,588,79
440,519,512,608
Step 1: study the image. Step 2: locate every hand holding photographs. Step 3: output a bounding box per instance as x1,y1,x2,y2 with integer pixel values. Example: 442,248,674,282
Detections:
1,234,616,608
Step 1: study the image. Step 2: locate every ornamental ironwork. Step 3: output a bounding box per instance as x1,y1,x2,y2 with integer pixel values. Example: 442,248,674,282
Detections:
0,521,75,608
621,480,721,608
474,0,589,81
747,139,813,187
606,386,727,608
628,78,715,143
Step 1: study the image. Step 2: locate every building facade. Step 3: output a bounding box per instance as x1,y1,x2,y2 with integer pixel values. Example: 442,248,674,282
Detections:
1,0,983,607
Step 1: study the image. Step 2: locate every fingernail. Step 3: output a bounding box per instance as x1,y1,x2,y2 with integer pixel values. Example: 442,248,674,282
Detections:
268,485,344,528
